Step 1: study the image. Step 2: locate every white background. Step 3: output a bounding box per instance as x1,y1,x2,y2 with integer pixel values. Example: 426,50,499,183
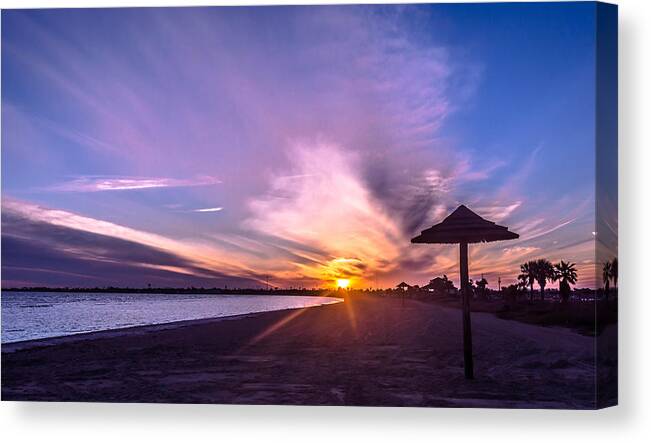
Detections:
1,0,649,442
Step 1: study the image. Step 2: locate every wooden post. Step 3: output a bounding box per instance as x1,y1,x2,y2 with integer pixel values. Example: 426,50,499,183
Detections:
459,242,474,379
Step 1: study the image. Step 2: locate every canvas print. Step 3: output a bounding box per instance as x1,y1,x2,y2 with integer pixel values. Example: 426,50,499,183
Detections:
1,2,618,409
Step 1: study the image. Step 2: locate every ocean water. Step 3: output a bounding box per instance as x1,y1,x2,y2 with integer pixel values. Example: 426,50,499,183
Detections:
1,292,342,343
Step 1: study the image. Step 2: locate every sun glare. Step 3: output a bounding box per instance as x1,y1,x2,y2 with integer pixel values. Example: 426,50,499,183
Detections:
336,279,350,289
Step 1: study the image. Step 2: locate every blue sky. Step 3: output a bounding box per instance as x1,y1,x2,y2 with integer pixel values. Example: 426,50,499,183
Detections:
1,3,610,289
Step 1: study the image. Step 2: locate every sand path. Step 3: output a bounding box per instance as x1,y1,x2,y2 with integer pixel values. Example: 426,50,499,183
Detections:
1,296,598,408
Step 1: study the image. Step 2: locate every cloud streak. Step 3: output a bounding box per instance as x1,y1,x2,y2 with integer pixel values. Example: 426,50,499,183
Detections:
46,175,221,192
193,207,223,213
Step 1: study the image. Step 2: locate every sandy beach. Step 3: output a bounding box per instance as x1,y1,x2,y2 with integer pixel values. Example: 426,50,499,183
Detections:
1,295,603,408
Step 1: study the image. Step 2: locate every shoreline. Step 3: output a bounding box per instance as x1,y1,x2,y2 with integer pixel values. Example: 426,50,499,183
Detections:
2,295,611,408
2,298,343,353
1,295,584,352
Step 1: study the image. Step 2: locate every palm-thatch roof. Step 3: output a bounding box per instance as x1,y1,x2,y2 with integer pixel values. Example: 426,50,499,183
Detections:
396,281,410,288
411,205,519,244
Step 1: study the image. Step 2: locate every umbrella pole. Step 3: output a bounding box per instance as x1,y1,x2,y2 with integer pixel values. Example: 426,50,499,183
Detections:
459,242,474,379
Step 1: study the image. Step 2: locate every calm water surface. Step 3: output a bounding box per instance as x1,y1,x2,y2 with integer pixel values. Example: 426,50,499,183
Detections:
1,292,342,343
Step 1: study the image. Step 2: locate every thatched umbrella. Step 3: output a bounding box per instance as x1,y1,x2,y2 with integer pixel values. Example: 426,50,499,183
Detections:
396,281,410,306
411,205,519,379
396,282,410,291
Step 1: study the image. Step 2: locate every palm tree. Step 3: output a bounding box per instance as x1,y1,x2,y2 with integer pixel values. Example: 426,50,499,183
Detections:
519,261,536,301
602,260,612,301
533,258,555,301
554,261,578,303
611,257,618,293
476,276,488,299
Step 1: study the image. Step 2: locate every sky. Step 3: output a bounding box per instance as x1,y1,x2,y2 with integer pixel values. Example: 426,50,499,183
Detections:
1,3,615,290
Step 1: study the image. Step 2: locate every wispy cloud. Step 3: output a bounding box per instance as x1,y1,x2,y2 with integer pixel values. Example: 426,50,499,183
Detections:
46,175,221,192
474,202,522,222
496,144,544,200
193,207,223,213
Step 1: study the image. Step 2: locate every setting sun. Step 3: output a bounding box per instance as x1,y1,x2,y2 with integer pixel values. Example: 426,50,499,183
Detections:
336,279,350,289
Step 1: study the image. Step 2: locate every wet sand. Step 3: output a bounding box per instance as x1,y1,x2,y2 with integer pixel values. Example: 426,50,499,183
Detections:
1,295,601,408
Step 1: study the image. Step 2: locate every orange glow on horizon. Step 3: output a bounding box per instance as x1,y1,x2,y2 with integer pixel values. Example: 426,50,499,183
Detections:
336,278,350,289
